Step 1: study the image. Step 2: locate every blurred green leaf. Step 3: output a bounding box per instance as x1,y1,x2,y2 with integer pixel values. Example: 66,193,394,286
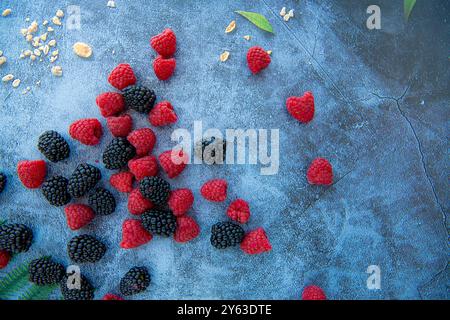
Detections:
235,11,274,33
404,0,417,21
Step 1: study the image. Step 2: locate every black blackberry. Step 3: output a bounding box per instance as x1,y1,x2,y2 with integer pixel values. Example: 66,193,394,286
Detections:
123,85,156,113
194,136,227,164
142,209,177,237
37,130,70,162
28,257,65,286
139,176,170,205
0,172,6,194
88,187,116,215
210,221,245,249
67,163,101,198
119,266,151,296
67,234,106,263
60,272,95,300
103,138,136,170
41,176,71,206
0,224,33,253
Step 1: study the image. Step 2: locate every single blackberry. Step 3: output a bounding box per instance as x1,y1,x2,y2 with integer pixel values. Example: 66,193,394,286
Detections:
29,257,65,286
67,234,106,263
103,138,136,170
139,176,170,205
123,85,156,113
0,172,6,194
67,163,101,198
37,130,70,162
41,176,71,206
210,221,244,249
194,136,227,164
0,223,33,253
88,187,116,215
119,266,151,296
142,209,177,237
60,272,95,300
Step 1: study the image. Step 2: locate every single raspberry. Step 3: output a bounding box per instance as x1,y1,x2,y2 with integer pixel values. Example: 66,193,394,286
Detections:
200,179,227,202
158,149,188,179
69,118,103,146
148,101,177,127
240,228,272,255
128,188,154,215
150,28,176,57
128,156,158,181
102,293,124,301
301,285,327,300
247,46,271,74
108,63,136,90
0,250,11,269
64,204,95,231
127,128,156,157
96,92,125,117
286,91,315,123
17,160,46,189
110,171,134,193
153,56,176,80
227,199,250,224
307,158,333,185
168,188,194,216
174,216,200,243
107,114,133,137
120,219,153,249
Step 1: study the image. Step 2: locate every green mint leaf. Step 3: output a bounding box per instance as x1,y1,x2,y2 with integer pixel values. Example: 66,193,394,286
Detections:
404,0,416,21
235,11,274,33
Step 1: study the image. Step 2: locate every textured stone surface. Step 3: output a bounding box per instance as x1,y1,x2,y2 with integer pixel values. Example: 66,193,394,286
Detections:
0,0,448,299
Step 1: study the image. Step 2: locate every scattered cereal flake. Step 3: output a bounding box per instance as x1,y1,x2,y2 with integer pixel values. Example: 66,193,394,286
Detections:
43,20,49,26
28,21,39,34
243,35,251,41
12,79,21,88
36,80,41,86
23,50,32,56
48,39,56,47
220,51,230,62
288,9,294,18
52,49,59,56
34,49,41,56
19,53,25,59
267,50,272,55
2,9,12,17
0,50,3,56
30,54,37,61
51,65,63,76
40,33,48,41
43,45,50,55
32,41,40,48
2,74,14,82
21,28,28,36
22,87,31,94
47,26,54,32
73,42,92,58
50,55,58,63
52,16,62,26
283,14,290,22
0,56,6,65
56,9,64,18
26,34,33,42
107,1,116,8
280,7,286,17
25,17,30,22
225,20,236,33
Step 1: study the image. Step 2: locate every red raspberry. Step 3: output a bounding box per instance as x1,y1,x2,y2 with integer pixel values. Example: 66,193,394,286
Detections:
110,171,134,193
301,285,327,300
307,158,333,185
17,160,46,189
120,219,152,249
64,204,95,230
168,188,194,216
174,216,200,243
150,28,176,57
149,101,177,127
106,114,133,137
240,228,272,255
102,293,124,300
286,91,315,123
128,188,154,215
153,56,176,80
127,128,156,157
0,250,11,269
247,46,271,74
158,149,188,179
128,156,158,181
96,92,125,117
69,118,103,146
107,63,136,90
200,179,227,202
227,199,250,224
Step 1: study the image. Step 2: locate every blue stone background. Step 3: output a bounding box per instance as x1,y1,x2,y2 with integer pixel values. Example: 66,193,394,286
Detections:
0,0,448,300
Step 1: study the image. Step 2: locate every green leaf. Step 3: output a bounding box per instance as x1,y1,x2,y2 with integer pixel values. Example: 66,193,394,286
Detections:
235,11,274,33
19,284,58,300
404,0,416,21
0,261,30,299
